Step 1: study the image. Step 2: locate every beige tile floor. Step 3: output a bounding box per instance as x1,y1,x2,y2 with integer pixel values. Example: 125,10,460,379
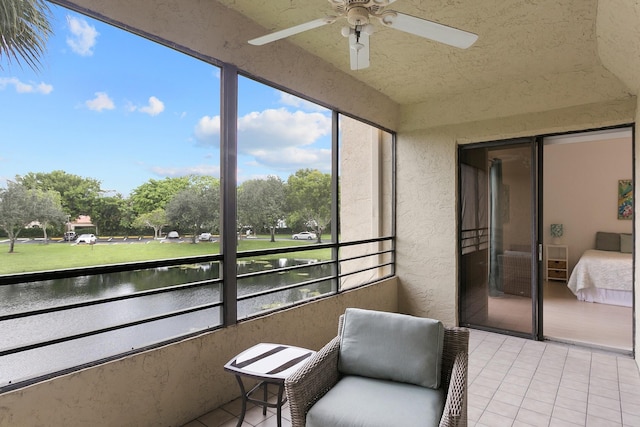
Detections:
183,329,640,427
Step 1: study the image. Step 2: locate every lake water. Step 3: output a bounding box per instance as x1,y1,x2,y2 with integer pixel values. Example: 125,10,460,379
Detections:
0,258,332,387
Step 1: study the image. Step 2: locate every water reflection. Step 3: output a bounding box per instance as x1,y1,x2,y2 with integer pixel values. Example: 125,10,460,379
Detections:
0,257,333,386
0,263,221,316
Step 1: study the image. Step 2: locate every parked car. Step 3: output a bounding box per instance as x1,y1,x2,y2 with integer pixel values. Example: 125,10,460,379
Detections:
167,231,180,239
63,231,77,241
76,234,97,244
198,232,215,241
292,231,317,240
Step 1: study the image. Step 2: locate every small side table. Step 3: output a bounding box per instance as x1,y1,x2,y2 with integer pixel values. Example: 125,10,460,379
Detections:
224,343,315,427
546,244,569,282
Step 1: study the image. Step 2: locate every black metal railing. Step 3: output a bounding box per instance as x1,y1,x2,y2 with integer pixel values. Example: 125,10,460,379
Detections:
0,236,394,392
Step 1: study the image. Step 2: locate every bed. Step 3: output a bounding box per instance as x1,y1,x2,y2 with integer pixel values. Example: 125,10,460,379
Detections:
567,232,633,307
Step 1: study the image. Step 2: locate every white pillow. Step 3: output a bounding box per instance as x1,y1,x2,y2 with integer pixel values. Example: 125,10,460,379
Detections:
338,308,444,389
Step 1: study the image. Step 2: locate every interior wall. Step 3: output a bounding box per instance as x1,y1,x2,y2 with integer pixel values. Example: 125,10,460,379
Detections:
0,279,398,427
543,137,633,272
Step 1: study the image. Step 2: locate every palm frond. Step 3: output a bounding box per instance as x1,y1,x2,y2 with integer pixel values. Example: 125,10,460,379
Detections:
0,0,53,72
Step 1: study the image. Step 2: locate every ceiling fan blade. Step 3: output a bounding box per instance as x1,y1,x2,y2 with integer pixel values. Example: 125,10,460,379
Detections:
249,17,336,46
381,12,478,49
349,31,370,70
369,0,398,5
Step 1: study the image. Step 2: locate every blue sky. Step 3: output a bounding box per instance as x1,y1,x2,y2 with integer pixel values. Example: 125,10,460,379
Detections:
0,3,332,196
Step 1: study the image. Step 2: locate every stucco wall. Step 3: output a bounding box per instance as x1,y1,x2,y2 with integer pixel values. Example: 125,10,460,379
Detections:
597,0,640,94
10,1,639,416
395,100,636,328
596,9,640,340
0,278,397,427
635,104,640,364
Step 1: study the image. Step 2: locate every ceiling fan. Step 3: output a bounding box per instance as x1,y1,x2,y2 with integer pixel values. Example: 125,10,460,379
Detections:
248,0,478,70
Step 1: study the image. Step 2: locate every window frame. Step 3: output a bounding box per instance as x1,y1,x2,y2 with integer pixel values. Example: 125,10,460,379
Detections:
0,2,396,393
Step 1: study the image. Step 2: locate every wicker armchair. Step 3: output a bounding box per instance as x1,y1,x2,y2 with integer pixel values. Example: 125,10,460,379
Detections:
285,310,469,427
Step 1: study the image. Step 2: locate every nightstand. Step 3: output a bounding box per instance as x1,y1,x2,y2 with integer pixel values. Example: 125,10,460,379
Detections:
545,244,568,282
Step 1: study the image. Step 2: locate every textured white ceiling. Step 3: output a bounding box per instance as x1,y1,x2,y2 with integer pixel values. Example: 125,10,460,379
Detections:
218,0,600,105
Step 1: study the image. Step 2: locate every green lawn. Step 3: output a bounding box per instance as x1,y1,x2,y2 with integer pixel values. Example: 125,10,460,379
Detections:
0,237,330,275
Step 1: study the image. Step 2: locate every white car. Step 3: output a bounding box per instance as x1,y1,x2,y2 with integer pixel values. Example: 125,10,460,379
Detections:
198,232,215,241
292,231,317,240
167,231,180,239
76,233,97,244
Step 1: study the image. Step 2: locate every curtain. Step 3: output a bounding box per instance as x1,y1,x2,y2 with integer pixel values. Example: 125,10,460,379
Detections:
489,159,503,296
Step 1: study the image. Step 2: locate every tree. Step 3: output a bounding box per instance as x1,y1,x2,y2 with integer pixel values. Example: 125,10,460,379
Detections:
32,189,66,243
93,194,129,235
238,176,286,242
132,208,168,239
18,170,103,220
0,0,53,72
165,183,220,242
286,169,331,243
0,183,66,251
129,177,191,216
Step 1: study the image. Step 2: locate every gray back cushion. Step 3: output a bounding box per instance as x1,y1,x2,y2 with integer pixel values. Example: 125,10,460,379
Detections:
596,232,620,251
338,308,444,389
620,233,633,253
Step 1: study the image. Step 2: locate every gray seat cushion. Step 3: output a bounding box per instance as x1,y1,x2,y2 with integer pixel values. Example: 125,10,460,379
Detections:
306,375,445,427
338,308,444,389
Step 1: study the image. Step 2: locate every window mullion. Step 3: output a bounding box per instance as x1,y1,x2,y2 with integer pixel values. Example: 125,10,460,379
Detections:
220,63,239,325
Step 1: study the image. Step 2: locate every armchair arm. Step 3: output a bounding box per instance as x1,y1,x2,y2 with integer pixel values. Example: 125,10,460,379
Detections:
285,336,341,427
439,351,469,427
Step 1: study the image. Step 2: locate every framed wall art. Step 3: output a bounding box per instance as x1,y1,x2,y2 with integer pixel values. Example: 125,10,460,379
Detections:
618,179,633,220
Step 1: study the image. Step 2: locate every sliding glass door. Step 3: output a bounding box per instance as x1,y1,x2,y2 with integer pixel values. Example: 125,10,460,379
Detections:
459,139,539,337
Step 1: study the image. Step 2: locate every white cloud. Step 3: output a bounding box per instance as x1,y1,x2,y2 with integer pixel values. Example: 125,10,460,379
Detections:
35,82,54,94
150,164,220,178
124,101,136,113
193,107,331,172
194,115,221,145
0,77,53,94
249,146,331,171
129,96,165,116
85,92,115,112
237,108,331,152
66,15,99,56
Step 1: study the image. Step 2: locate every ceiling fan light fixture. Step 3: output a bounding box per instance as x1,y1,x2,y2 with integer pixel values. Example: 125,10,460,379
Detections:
346,6,370,26
341,26,353,37
362,23,375,35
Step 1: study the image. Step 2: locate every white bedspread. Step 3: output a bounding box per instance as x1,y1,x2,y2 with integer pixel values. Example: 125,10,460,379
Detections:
567,249,632,293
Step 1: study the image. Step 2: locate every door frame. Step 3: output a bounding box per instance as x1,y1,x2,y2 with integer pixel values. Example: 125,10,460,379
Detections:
458,137,541,340
459,125,635,352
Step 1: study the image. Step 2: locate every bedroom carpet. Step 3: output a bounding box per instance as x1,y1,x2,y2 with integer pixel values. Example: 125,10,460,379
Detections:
487,281,632,352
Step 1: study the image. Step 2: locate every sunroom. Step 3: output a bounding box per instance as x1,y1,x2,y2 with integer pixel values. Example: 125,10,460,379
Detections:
0,0,639,426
